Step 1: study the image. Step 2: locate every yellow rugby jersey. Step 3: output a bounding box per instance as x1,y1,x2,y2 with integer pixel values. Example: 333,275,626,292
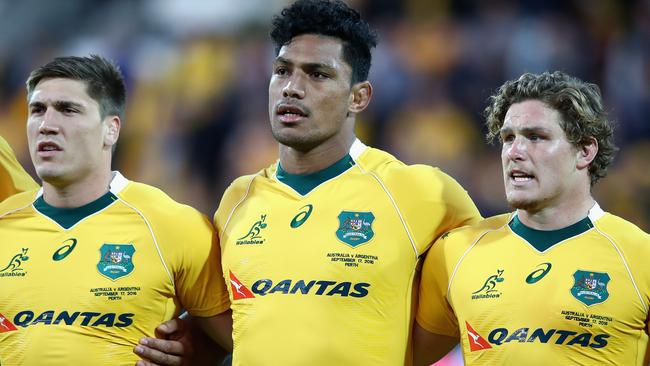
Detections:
0,172,229,366
216,139,480,365
0,135,37,201
417,203,650,365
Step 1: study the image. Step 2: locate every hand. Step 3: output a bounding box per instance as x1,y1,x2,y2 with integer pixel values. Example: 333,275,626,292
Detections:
134,318,190,366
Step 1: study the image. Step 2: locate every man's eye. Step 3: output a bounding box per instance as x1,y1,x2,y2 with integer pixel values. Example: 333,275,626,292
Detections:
30,106,44,115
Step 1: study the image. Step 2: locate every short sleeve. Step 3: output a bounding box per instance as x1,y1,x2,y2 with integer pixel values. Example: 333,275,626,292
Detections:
416,235,460,337
175,214,230,317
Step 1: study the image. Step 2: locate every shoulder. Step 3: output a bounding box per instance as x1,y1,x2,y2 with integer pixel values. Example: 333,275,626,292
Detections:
222,172,261,201
214,169,266,225
358,146,466,196
595,212,650,249
437,214,511,248
0,189,39,217
118,180,209,228
218,172,262,210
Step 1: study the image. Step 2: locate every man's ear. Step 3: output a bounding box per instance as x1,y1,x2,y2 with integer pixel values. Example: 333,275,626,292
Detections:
104,116,121,149
348,81,373,114
576,137,598,170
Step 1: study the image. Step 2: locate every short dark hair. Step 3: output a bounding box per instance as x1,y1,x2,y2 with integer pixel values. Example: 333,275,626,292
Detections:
26,55,126,121
485,71,618,185
270,0,378,84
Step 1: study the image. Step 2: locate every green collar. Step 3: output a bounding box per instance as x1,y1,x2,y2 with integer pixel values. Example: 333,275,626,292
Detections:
34,191,118,229
509,214,594,252
277,155,356,195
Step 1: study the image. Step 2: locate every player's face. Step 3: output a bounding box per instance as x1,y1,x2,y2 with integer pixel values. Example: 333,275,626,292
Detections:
27,78,110,186
269,34,354,152
500,99,582,211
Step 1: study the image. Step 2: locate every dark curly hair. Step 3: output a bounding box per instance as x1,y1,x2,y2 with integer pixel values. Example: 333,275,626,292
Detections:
26,54,126,121
270,0,378,84
485,71,618,185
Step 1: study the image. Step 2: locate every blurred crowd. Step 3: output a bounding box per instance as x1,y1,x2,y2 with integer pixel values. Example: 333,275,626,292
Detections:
0,0,648,232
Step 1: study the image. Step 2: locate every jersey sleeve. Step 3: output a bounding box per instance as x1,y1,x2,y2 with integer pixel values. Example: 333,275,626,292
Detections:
416,233,460,337
0,136,37,201
600,215,650,322
381,163,481,255
214,174,257,234
435,168,482,234
174,211,230,317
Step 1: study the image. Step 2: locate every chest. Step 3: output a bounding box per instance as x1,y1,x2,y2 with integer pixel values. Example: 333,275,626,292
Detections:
220,181,420,298
449,234,647,349
0,211,176,326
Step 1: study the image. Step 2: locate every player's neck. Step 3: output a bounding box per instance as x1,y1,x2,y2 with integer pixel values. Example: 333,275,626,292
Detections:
42,170,115,208
279,133,356,175
517,195,596,231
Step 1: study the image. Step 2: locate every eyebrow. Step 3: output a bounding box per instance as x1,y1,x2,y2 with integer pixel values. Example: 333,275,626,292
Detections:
500,126,551,135
29,100,85,110
274,57,337,72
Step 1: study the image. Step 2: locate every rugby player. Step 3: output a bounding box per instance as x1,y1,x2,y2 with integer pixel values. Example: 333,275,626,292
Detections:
414,71,650,365
0,55,232,365
135,0,480,365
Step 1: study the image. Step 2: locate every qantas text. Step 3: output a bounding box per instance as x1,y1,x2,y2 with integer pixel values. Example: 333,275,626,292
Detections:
12,310,134,328
488,327,609,348
251,279,370,297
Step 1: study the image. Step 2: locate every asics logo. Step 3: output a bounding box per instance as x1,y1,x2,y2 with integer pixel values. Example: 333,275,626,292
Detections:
526,263,552,284
290,204,313,228
53,238,77,261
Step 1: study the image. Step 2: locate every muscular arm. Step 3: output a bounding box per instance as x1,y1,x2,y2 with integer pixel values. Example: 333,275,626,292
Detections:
412,321,459,366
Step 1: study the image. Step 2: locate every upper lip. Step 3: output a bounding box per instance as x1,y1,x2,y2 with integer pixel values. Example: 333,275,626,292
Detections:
508,168,533,178
37,140,62,152
276,103,308,117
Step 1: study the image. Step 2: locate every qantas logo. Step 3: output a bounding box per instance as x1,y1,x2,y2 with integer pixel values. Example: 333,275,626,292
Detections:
227,272,370,299
465,321,492,351
0,313,17,333
464,322,609,351
8,310,134,328
229,271,255,300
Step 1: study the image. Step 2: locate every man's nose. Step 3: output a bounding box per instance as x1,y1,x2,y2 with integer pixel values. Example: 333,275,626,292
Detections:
38,109,61,134
282,75,306,99
506,137,526,160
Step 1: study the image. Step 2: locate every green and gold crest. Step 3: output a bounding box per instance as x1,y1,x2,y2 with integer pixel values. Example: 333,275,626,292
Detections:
97,244,135,281
336,211,375,247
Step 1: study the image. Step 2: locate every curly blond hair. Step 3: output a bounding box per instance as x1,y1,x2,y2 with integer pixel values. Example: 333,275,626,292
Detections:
485,71,617,185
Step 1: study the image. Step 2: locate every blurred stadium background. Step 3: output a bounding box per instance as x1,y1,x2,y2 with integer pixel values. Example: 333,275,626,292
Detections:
0,0,647,363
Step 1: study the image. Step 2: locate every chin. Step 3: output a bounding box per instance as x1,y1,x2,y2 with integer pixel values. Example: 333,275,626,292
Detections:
35,168,64,185
506,194,541,211
272,130,319,152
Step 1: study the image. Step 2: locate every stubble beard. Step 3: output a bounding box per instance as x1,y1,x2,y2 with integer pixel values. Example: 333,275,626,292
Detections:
271,125,328,153
506,192,549,213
